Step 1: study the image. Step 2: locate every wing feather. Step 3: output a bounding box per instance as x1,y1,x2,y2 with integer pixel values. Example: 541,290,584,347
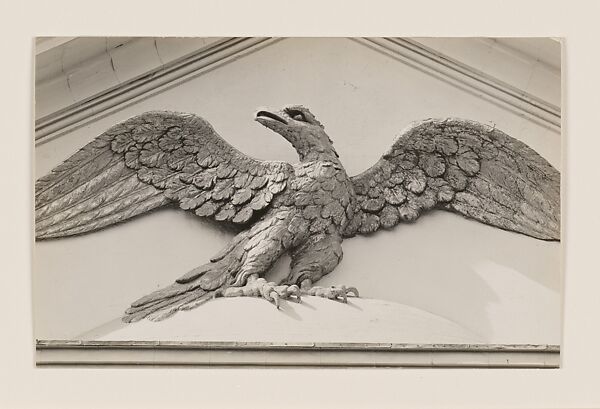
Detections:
345,118,560,240
35,111,293,239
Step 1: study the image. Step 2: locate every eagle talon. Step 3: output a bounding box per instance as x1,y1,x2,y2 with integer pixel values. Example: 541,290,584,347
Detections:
222,275,301,308
270,291,280,309
300,281,360,302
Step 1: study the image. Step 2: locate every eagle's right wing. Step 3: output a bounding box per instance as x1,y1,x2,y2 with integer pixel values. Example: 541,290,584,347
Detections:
344,118,560,240
35,111,292,239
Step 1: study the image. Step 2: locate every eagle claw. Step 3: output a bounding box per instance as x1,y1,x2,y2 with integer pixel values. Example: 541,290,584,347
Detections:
300,281,359,302
221,275,301,308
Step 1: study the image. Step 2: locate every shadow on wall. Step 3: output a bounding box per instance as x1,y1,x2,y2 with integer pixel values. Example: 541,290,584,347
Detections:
318,210,560,341
38,198,559,343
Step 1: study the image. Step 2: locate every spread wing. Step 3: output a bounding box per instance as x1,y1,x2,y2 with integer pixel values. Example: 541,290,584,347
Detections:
344,118,560,240
35,111,293,239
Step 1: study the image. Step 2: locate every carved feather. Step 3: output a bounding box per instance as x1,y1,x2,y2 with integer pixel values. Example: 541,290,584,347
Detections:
36,108,561,323
35,111,293,239
345,119,560,240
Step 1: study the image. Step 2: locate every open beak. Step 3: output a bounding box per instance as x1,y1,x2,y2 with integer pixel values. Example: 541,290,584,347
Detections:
255,109,288,126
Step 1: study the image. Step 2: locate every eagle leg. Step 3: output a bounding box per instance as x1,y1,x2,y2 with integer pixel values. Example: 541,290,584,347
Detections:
123,210,297,321
219,274,301,308
286,232,359,302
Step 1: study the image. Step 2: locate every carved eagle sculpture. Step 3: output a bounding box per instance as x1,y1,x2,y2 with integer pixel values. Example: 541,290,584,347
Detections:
35,106,560,322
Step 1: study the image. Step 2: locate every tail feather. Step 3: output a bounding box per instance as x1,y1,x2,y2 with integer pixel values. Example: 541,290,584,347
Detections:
122,257,237,323
123,284,214,323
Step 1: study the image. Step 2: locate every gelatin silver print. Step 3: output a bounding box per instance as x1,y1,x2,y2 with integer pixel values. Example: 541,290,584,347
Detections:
34,37,562,367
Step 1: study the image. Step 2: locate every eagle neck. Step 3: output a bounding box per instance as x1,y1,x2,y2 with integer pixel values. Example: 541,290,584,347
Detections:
298,148,340,164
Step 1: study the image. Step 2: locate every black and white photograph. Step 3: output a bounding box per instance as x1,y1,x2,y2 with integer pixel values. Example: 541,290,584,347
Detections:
33,36,562,367
6,1,600,408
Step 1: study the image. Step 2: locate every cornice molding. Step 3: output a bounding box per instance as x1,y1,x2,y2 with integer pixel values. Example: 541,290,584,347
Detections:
356,38,561,131
35,37,561,146
35,37,281,145
36,340,560,367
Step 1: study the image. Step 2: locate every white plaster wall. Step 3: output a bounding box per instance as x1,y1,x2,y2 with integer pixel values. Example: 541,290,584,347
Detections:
414,37,561,107
33,38,561,344
35,37,223,119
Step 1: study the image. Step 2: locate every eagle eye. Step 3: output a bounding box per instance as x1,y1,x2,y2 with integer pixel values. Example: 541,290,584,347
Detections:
286,109,307,122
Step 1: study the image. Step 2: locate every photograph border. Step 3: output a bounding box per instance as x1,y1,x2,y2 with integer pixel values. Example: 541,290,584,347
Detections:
2,1,600,408
32,35,562,368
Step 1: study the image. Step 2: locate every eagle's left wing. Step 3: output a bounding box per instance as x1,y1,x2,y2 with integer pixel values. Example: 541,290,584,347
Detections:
344,118,560,240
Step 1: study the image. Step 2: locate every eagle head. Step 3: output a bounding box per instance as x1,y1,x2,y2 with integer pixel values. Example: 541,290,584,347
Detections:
255,105,338,161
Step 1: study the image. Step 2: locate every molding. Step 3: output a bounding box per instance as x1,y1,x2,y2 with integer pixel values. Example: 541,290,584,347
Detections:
36,340,560,368
354,38,561,131
35,37,281,145
35,37,561,145
493,38,561,73
35,37,77,55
